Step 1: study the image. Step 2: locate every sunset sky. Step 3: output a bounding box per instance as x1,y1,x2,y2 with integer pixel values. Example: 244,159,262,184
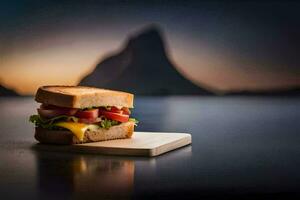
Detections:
1,1,299,95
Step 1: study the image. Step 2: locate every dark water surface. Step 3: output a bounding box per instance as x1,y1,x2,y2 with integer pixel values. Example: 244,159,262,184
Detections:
0,96,299,199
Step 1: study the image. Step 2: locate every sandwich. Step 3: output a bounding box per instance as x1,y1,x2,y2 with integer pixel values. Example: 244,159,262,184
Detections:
29,86,138,144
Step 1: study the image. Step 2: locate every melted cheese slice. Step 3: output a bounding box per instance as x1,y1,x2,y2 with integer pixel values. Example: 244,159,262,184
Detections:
54,122,99,141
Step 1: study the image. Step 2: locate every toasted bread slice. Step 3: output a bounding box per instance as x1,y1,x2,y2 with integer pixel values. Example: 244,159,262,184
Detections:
35,121,134,145
35,85,134,108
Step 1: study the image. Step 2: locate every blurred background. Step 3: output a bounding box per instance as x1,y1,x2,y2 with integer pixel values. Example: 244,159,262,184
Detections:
0,0,299,96
1,2,300,199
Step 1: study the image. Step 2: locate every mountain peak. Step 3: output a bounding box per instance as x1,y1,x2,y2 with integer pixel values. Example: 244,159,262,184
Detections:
128,25,164,47
130,25,162,40
80,25,211,95
125,25,166,63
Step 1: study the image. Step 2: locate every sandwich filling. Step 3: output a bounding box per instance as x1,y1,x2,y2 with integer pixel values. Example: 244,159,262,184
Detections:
29,104,138,141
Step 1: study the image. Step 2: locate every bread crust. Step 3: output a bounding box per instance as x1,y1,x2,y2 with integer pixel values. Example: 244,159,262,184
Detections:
35,85,134,108
35,122,135,145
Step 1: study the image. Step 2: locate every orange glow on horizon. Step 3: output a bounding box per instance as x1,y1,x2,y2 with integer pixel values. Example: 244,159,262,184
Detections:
0,36,122,95
0,27,299,95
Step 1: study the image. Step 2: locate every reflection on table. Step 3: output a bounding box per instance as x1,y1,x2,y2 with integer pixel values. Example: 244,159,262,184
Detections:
34,152,134,199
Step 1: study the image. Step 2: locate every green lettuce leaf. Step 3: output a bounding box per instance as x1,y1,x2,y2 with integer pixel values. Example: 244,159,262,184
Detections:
99,118,120,129
129,118,139,126
98,118,139,129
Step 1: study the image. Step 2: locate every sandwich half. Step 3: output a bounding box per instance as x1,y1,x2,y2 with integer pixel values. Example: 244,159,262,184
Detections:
29,86,138,144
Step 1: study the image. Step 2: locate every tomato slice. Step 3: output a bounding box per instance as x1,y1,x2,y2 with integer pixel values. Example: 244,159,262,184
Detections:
75,109,98,119
99,111,129,122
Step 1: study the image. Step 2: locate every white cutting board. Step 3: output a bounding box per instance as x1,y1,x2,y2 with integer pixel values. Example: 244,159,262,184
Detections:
35,132,192,157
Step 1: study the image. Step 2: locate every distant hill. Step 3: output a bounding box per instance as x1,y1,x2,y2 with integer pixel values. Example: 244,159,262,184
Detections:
0,84,19,96
80,26,211,95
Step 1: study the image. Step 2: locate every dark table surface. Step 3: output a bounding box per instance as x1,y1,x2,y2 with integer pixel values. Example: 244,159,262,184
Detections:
0,96,299,199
